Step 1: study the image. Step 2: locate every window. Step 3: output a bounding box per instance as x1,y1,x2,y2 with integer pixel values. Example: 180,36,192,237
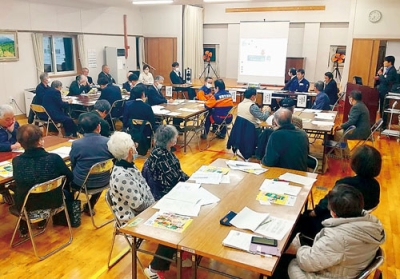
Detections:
43,35,76,74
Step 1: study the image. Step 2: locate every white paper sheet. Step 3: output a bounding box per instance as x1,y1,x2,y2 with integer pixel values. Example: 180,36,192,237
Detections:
167,112,181,116
189,171,223,184
197,187,220,206
49,146,71,159
230,207,270,232
164,182,201,203
259,179,302,196
178,108,199,112
220,175,231,184
222,230,253,251
294,108,304,112
278,172,317,186
303,109,322,113
153,198,201,217
315,113,336,120
254,216,294,240
297,95,307,108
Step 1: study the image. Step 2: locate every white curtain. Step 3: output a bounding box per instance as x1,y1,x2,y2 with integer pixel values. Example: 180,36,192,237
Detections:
77,34,87,68
138,36,145,70
31,33,44,81
183,5,204,80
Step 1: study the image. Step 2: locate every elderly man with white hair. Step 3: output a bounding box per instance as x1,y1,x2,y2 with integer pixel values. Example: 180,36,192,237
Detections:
68,74,90,96
0,104,21,152
107,131,155,224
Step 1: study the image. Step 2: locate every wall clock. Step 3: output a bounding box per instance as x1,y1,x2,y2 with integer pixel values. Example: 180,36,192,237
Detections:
369,10,382,23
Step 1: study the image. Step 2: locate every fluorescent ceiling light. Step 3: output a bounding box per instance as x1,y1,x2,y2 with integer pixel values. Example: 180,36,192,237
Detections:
132,0,173,4
204,0,250,2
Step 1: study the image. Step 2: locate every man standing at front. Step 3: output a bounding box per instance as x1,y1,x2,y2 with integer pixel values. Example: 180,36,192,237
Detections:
262,108,309,171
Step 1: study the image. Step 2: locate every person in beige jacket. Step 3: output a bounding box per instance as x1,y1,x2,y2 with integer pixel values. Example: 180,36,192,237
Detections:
287,184,385,279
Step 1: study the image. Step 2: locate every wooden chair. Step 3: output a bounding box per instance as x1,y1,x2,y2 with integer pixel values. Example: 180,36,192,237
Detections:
75,159,114,229
30,104,63,136
9,175,73,260
357,247,384,279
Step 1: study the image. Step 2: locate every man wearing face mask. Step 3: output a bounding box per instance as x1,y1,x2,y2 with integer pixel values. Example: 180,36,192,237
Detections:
169,62,196,100
147,75,172,106
197,77,214,101
237,88,271,129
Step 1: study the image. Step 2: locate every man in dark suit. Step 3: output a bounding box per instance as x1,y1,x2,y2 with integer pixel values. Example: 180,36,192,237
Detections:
97,64,116,84
375,56,397,128
126,74,147,101
98,77,122,117
76,67,93,85
147,75,169,106
68,75,90,96
283,68,297,90
324,72,339,105
123,86,157,130
334,90,370,156
79,100,111,137
42,80,78,137
311,81,331,110
169,62,196,99
290,69,310,92
28,72,51,124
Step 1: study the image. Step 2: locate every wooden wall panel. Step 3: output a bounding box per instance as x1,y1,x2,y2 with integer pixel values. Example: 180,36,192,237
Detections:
144,37,177,85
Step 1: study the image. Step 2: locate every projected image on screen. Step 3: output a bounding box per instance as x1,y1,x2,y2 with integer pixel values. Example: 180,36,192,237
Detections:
239,38,287,77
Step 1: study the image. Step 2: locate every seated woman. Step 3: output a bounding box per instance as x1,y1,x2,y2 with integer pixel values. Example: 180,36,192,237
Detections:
298,145,381,239
138,64,154,84
42,80,78,137
107,131,155,224
12,124,73,237
141,125,190,279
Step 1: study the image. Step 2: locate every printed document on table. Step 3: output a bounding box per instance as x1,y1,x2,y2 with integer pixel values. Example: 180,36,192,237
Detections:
190,171,223,184
230,207,269,232
222,230,254,252
197,187,220,206
255,216,294,240
167,112,181,116
279,173,317,186
226,160,267,175
165,182,201,203
153,198,201,217
49,146,71,159
259,179,302,196
315,113,336,120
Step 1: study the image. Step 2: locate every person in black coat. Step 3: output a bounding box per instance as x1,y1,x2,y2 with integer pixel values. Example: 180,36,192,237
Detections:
147,76,169,106
97,64,116,84
77,67,93,85
12,124,73,236
283,68,297,90
296,145,382,239
42,81,77,137
98,77,123,117
123,86,157,130
28,73,51,123
169,62,195,99
375,56,398,128
324,72,339,105
68,75,90,96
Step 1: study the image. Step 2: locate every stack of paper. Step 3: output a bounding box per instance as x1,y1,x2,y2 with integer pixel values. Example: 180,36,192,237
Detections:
151,105,169,114
189,165,230,184
278,173,317,186
153,182,220,216
256,179,301,206
226,160,267,175
315,113,336,120
49,146,71,159
230,207,270,232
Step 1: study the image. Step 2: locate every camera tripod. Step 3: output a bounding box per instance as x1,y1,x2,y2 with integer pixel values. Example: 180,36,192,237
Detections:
199,62,219,79
332,61,341,80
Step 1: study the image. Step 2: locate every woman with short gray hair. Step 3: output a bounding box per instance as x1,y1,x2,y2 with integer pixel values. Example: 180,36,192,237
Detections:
107,131,154,223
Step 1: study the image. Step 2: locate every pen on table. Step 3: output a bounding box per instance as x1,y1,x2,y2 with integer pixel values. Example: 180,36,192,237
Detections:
273,178,289,182
259,219,272,227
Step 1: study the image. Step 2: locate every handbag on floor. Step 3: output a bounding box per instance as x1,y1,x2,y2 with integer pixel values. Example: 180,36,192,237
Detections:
53,191,81,228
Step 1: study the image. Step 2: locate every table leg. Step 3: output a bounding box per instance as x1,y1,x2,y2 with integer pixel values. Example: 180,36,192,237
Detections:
192,254,197,279
132,237,137,279
177,250,182,279
183,120,187,153
322,131,327,173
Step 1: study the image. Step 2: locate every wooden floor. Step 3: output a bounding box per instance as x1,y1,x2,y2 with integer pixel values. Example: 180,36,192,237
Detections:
1,114,399,279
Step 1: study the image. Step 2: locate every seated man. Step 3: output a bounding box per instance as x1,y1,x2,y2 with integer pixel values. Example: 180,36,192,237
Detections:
290,68,310,92
127,74,147,101
169,62,196,100
311,80,331,110
68,75,90,96
324,72,339,105
334,90,370,155
69,113,113,214
204,79,234,139
147,75,170,106
237,88,271,129
262,108,309,171
286,185,385,279
0,104,21,151
283,68,297,90
42,80,78,137
123,86,157,130
197,77,213,101
97,64,116,84
98,77,123,117
28,72,51,123
279,98,303,129
122,72,134,92
78,67,94,85
79,100,111,137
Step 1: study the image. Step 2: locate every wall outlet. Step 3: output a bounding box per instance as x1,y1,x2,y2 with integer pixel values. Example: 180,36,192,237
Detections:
9,97,13,104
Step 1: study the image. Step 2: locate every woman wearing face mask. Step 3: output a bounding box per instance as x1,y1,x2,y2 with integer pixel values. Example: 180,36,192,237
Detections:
107,131,155,224
138,64,154,85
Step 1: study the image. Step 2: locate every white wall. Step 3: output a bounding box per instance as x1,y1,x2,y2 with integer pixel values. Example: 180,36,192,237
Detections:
0,0,142,115
140,5,183,66
202,0,352,84
386,41,400,69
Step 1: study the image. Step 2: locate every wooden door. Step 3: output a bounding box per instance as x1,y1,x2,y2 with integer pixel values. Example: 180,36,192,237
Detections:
285,57,305,82
144,38,177,85
348,39,380,87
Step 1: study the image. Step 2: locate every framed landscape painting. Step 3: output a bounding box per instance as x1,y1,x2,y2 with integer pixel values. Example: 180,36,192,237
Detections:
0,31,19,61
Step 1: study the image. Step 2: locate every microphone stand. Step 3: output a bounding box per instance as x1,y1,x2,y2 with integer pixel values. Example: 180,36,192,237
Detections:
142,61,156,71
